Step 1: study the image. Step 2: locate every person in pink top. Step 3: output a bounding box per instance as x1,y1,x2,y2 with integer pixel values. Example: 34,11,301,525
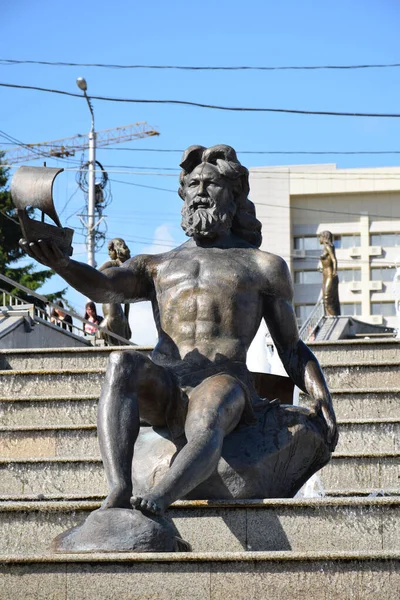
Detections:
84,301,103,335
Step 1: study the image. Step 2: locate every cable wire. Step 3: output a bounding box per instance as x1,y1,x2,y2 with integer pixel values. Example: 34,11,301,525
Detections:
0,129,51,161
101,147,400,156
2,59,400,71
109,178,176,194
110,178,400,221
4,143,400,156
1,82,400,118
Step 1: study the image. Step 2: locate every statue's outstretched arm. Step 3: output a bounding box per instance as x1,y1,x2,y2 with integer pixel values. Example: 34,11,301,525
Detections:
19,238,152,304
262,256,338,451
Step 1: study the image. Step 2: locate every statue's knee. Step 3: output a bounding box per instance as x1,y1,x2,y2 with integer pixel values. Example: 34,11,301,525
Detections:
109,349,140,364
108,350,129,369
108,350,148,378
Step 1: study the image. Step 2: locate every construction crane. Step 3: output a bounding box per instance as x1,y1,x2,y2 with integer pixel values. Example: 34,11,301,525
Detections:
4,121,160,267
3,122,159,164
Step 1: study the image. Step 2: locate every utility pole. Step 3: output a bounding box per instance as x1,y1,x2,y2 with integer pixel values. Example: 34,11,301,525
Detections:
77,77,97,267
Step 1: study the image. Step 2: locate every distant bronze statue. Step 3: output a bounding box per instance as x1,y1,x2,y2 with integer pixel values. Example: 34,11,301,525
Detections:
18,145,338,552
318,230,341,316
98,238,132,345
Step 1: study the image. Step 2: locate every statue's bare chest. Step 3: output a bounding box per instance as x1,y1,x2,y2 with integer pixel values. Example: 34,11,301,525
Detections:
155,249,258,297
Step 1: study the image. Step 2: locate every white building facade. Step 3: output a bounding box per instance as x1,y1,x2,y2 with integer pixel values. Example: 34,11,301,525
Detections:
249,164,400,328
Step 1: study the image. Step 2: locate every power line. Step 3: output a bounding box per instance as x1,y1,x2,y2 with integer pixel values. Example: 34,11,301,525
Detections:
0,129,84,171
4,143,400,155
6,155,400,178
6,163,400,200
101,147,400,156
91,166,400,177
255,201,400,221
0,129,52,161
76,175,400,220
104,164,179,171
1,82,400,118
106,178,176,194
2,59,400,71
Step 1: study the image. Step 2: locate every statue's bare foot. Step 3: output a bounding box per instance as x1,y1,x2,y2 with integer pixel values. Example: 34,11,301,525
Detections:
100,486,132,510
131,495,164,516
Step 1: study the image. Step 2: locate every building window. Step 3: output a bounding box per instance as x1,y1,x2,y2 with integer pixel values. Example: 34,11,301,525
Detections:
295,304,315,322
333,234,361,249
371,302,396,316
371,267,396,282
294,234,361,256
339,269,362,283
293,236,320,256
341,303,362,316
370,233,400,247
294,270,321,284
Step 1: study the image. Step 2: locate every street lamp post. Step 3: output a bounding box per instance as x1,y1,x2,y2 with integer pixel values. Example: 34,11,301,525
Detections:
76,77,97,267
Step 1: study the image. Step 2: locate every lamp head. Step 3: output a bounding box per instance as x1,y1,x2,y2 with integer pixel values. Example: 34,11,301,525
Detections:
76,77,88,92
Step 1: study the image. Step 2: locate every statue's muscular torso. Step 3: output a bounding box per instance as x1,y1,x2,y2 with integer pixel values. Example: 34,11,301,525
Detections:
137,241,287,370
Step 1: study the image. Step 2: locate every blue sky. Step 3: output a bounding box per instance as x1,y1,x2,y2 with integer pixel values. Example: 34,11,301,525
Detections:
2,0,400,342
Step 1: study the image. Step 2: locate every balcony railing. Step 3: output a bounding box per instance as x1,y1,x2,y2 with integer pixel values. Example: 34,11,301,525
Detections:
0,273,134,346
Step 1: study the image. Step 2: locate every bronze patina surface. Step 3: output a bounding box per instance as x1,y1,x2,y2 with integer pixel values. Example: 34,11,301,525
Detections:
19,144,338,552
98,238,132,345
12,166,73,256
318,230,341,316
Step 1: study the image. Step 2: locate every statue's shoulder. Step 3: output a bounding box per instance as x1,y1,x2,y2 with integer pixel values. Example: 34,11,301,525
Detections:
255,248,290,275
255,249,293,298
122,244,190,273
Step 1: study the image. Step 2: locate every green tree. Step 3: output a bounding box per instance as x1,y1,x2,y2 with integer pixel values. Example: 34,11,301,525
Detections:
0,152,66,305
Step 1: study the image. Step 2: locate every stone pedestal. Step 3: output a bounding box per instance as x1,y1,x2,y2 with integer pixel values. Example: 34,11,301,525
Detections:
53,507,190,553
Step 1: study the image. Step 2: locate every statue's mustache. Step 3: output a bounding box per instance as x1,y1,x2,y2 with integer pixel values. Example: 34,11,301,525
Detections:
186,198,215,213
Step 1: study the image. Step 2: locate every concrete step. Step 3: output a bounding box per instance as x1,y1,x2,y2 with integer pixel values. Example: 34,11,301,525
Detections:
309,339,400,365
0,340,397,371
1,550,399,600
322,362,400,388
0,369,104,398
1,419,399,459
0,396,98,427
0,426,98,459
1,388,398,428
0,346,151,371
1,361,399,399
0,497,399,556
336,419,400,453
299,388,400,420
0,453,398,500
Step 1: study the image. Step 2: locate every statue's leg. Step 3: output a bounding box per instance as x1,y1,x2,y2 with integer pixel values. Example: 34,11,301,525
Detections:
131,374,246,515
98,350,184,509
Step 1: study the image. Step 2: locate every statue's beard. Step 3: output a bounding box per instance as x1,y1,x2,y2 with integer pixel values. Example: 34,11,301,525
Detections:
181,203,235,238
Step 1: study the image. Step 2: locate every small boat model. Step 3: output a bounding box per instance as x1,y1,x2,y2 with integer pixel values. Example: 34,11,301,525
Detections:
11,166,74,256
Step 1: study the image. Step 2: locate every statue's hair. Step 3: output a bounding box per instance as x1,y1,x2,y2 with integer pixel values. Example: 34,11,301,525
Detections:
319,230,334,246
178,144,262,247
108,237,131,261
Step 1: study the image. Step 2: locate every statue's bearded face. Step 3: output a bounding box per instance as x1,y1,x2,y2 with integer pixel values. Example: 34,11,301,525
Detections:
181,163,236,239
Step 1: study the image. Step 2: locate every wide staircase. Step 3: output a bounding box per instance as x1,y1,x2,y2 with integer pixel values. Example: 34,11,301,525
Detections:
0,340,399,599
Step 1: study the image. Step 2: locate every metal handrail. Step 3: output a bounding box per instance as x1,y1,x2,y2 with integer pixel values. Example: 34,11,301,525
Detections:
0,285,95,341
0,287,89,341
298,297,325,341
0,273,134,346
